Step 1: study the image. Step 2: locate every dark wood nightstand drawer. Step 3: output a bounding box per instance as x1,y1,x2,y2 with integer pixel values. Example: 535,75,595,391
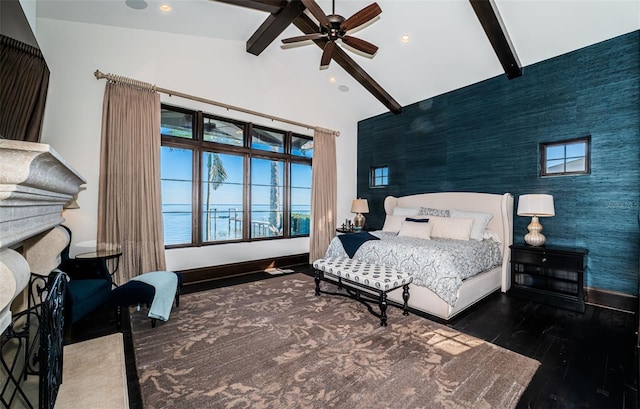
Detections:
511,250,585,272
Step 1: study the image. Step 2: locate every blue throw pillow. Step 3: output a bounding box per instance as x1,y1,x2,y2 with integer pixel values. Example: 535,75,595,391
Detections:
405,217,430,223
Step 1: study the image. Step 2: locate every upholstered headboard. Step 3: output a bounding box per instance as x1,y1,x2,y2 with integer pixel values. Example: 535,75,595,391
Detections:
383,192,514,291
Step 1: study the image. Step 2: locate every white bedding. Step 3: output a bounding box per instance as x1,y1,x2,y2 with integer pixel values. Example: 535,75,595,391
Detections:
325,231,503,305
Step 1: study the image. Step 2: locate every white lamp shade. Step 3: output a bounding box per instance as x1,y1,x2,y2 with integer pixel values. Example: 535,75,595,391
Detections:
517,194,555,217
351,199,369,214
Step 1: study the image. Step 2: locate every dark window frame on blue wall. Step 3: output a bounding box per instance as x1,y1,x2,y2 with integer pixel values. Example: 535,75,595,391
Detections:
370,165,389,187
160,104,313,248
540,136,591,177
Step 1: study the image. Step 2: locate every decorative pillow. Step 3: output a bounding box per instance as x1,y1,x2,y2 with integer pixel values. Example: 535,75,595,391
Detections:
449,209,493,241
483,229,502,243
392,206,420,216
398,220,433,240
405,217,429,223
381,215,405,233
430,216,474,241
418,207,450,217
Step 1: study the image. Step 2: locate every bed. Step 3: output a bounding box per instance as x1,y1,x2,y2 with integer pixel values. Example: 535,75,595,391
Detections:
323,192,514,321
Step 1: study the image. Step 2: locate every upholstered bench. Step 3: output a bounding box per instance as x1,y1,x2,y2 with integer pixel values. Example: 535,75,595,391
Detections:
110,271,183,328
313,257,412,326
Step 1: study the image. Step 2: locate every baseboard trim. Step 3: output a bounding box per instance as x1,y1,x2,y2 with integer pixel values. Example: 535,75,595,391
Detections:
177,253,309,285
585,287,637,314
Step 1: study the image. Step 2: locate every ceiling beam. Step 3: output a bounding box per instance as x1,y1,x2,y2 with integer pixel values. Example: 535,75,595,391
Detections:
213,0,402,114
469,0,522,79
211,0,288,14
293,13,403,114
246,1,307,55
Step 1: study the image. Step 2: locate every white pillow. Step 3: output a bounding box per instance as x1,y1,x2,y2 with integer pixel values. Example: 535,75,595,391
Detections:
449,209,493,241
382,215,404,233
430,216,474,241
392,206,420,216
398,220,433,240
483,229,502,243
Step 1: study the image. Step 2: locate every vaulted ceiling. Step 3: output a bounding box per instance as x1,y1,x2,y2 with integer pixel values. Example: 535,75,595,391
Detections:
35,0,639,117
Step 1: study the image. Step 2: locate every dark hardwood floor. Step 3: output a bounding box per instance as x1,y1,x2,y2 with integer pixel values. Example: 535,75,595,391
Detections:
65,266,637,409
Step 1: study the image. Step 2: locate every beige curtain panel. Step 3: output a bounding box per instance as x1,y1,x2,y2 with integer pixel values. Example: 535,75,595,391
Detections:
97,81,166,284
309,128,337,263
0,34,50,142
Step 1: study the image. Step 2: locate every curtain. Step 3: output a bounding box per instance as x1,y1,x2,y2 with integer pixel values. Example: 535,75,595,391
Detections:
309,128,337,263
0,34,50,142
97,81,166,284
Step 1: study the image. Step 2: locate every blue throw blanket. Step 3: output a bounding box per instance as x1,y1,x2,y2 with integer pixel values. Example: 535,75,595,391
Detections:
337,232,380,258
131,271,178,321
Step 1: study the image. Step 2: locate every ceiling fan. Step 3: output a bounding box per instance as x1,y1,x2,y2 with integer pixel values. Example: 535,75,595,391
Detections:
281,0,382,67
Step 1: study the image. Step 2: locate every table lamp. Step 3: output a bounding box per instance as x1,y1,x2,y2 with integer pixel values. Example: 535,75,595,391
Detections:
517,194,555,246
351,199,369,231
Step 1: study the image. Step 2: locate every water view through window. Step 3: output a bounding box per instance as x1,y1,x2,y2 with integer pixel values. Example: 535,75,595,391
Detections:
160,105,312,246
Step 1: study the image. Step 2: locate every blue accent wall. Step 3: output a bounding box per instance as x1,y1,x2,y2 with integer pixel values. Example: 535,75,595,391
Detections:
357,31,639,295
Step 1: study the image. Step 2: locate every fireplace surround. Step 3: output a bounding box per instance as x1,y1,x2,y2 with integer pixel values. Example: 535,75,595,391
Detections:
1,140,85,408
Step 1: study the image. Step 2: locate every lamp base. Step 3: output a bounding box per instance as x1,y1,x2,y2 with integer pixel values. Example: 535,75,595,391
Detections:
353,213,365,231
524,216,546,246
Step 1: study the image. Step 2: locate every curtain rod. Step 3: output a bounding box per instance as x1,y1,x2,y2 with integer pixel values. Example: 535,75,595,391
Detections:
94,70,339,137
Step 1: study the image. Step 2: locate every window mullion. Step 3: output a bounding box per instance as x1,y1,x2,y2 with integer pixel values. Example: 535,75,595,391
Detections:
194,111,204,246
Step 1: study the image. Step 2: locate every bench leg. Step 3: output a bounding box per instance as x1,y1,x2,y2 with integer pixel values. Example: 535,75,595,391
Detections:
314,270,321,296
402,284,410,316
379,292,388,326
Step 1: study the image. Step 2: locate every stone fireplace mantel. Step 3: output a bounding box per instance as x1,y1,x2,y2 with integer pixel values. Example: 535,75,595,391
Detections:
0,140,86,333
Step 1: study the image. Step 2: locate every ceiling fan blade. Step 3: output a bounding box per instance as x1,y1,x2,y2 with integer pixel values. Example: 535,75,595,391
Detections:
282,33,326,44
301,0,330,28
320,41,336,67
341,35,378,56
341,3,382,31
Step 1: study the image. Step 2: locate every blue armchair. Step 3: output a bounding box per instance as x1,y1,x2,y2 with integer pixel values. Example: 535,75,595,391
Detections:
57,226,113,325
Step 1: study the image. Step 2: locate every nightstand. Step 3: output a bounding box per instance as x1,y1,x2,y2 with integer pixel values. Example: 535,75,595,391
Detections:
336,228,358,234
509,244,588,312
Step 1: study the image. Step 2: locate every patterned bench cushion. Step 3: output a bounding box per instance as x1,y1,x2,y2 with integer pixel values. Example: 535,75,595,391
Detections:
313,257,412,291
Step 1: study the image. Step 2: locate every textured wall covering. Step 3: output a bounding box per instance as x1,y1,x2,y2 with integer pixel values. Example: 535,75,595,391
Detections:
357,31,639,295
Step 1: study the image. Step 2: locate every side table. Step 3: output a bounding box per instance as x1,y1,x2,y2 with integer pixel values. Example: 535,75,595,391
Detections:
336,228,357,234
509,244,587,312
336,228,372,234
75,249,122,286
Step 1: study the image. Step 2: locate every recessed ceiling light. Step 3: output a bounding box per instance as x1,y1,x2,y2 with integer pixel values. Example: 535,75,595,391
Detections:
159,4,172,12
328,76,336,83
400,34,411,43
338,85,349,93
125,0,148,10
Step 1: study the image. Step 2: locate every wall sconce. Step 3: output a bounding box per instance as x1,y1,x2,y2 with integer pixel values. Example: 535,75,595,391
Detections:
351,198,369,231
517,194,555,246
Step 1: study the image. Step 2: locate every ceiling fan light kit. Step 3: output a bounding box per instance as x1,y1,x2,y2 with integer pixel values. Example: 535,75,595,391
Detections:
282,0,382,68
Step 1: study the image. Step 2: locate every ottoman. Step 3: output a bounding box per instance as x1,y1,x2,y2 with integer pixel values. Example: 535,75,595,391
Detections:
111,271,183,328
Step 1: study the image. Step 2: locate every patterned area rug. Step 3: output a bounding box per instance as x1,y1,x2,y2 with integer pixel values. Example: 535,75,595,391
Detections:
130,274,539,409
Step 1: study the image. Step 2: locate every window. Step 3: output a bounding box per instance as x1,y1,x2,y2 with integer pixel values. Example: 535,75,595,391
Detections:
160,104,312,247
540,137,590,177
370,166,389,187
201,152,244,242
251,158,284,238
161,147,193,246
290,162,311,235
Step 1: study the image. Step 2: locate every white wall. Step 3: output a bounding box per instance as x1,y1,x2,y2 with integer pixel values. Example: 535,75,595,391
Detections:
35,18,358,271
